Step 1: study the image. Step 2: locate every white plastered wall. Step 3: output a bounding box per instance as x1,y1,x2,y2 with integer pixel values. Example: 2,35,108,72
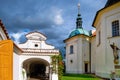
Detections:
95,6,120,78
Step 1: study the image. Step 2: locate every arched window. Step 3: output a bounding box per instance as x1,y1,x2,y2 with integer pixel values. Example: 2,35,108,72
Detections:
70,45,73,54
112,20,119,37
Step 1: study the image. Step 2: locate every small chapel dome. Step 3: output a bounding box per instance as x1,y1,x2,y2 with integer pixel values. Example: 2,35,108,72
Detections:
69,28,89,38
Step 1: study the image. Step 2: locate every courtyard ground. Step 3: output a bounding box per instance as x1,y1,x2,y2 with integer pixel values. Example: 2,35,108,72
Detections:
62,74,102,80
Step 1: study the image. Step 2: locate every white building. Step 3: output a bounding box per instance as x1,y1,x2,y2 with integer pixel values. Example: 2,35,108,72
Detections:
92,0,120,78
64,2,90,74
17,31,59,80
64,0,120,79
0,20,59,80
0,0,120,79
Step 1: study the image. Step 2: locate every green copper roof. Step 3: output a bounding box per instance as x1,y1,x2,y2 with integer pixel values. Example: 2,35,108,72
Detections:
68,3,90,38
69,28,90,38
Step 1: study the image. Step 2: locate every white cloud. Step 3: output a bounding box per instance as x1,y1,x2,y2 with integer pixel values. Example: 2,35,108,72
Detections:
17,7,64,26
10,31,27,44
54,10,64,25
51,7,64,25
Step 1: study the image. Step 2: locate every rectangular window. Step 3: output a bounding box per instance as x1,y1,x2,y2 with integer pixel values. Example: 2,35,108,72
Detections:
112,20,119,37
99,31,101,45
70,45,73,54
97,30,101,46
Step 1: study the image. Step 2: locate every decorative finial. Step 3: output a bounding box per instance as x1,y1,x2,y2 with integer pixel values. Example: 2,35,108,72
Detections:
78,3,80,14
76,2,82,29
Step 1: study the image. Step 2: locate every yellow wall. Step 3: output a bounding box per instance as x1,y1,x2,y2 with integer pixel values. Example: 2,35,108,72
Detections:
0,40,13,80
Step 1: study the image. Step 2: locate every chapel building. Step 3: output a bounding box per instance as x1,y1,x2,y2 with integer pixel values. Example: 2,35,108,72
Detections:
64,0,120,78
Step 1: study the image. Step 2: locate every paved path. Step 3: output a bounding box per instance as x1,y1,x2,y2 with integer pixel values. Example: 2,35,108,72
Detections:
29,78,40,80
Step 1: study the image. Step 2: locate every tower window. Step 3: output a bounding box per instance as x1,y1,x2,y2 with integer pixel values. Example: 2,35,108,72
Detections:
70,60,73,63
70,45,73,54
98,30,101,45
112,20,119,37
35,44,38,47
97,30,101,47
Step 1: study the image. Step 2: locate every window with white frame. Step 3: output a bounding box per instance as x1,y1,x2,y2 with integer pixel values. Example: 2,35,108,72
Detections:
112,20,119,37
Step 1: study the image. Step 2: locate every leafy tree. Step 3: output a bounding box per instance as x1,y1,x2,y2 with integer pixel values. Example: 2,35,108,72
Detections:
51,53,64,80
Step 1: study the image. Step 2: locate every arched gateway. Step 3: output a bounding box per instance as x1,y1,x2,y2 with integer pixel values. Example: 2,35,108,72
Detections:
17,31,59,80
23,58,50,80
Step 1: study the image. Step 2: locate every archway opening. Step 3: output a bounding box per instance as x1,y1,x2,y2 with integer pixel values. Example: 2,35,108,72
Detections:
23,58,50,80
30,63,46,78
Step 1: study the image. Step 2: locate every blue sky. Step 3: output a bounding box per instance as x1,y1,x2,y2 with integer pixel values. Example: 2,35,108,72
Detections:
0,0,107,54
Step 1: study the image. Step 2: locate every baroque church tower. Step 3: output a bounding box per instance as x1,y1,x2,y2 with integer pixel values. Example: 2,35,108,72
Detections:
64,3,90,74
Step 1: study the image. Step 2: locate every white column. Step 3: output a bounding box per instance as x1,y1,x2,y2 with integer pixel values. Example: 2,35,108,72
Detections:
22,68,27,80
52,73,58,80
19,63,23,80
45,66,49,79
52,60,58,80
49,65,52,80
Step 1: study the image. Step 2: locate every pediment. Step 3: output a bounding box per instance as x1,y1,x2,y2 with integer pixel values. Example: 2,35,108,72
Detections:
26,31,47,41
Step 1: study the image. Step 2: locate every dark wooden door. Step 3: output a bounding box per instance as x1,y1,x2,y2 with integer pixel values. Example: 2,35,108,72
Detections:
85,63,88,73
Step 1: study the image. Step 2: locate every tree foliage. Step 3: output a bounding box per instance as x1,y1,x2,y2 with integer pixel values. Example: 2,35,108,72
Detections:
51,54,64,80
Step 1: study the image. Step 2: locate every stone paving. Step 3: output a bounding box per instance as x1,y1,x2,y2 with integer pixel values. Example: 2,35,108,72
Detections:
29,78,40,80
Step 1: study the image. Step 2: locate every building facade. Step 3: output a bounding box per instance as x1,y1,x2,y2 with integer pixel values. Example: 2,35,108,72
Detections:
92,0,120,78
64,0,120,78
64,7,90,73
17,31,59,80
0,20,22,80
0,20,59,80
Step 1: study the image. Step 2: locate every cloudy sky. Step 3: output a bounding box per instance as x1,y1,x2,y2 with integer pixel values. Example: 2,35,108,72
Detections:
0,0,107,54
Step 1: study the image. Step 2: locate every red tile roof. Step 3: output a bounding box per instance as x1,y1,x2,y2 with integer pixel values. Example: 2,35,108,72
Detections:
92,31,96,36
0,19,22,53
0,20,9,39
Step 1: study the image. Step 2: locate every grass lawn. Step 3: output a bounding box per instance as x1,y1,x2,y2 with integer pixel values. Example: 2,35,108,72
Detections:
62,74,102,80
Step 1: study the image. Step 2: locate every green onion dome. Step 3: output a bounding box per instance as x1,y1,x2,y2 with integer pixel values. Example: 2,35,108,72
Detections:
69,28,90,38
